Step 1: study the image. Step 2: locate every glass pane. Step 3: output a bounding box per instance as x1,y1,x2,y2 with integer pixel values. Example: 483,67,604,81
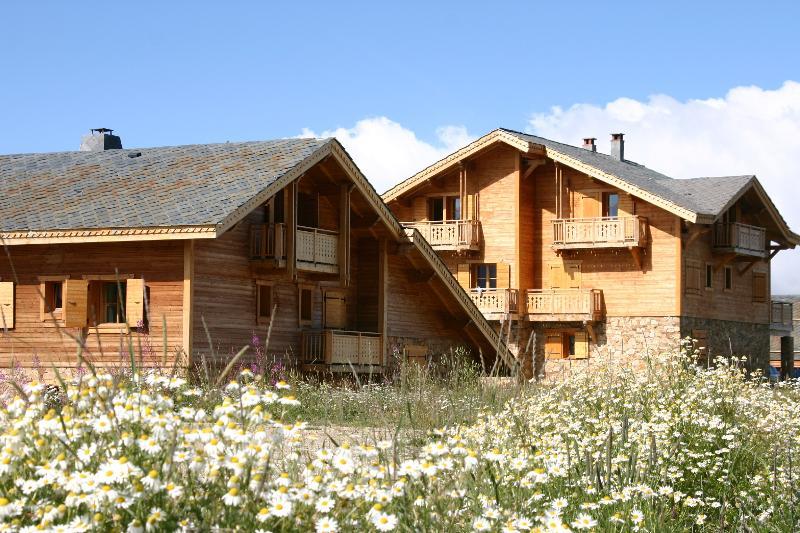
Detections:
430,198,444,221
52,282,63,310
568,334,576,356
452,197,461,220
476,265,487,288
259,285,271,317
606,193,619,217
489,264,497,289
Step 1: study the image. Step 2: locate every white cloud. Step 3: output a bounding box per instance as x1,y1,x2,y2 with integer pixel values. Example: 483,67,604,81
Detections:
299,117,473,194
529,81,800,294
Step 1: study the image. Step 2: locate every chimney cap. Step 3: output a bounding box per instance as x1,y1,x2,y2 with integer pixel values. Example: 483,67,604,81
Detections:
90,128,114,135
611,132,625,140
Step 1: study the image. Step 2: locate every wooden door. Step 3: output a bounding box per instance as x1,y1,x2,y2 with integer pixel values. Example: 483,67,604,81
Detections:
324,291,347,329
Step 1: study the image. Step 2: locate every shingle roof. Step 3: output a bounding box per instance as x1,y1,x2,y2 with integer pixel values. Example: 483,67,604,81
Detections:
0,138,331,232
500,129,753,218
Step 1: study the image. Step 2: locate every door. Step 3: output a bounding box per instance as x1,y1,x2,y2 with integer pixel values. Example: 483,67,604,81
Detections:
324,291,347,329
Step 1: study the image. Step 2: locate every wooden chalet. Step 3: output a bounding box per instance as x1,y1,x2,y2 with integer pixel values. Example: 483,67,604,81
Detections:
0,131,513,376
383,129,799,377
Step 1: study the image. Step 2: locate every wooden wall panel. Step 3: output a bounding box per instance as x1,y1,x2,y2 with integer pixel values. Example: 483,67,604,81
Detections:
0,240,184,371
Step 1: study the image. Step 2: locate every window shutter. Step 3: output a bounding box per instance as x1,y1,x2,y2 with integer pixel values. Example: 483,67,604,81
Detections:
573,331,589,359
456,264,471,289
0,282,14,329
685,260,701,295
324,292,347,329
413,197,427,221
545,333,563,359
753,272,767,303
496,262,511,289
564,261,582,289
126,278,146,327
548,263,563,289
581,192,601,218
63,279,88,328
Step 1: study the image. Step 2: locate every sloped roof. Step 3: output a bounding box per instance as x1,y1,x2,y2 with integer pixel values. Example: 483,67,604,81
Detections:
0,138,330,232
383,128,798,245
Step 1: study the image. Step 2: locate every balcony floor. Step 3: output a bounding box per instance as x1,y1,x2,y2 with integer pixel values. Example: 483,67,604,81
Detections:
526,313,603,322
297,261,339,274
713,246,767,259
301,363,384,374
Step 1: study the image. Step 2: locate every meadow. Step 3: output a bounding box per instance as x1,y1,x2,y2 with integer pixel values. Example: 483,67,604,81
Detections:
0,341,798,532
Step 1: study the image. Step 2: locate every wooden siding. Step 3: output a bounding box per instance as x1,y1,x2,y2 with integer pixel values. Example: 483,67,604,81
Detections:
0,240,184,371
533,163,678,317
681,222,770,324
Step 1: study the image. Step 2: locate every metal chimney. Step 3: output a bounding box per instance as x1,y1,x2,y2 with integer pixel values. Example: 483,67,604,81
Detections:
582,137,597,152
610,133,624,161
80,128,122,151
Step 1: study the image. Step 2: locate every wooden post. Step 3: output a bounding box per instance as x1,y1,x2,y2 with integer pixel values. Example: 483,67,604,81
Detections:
339,183,350,287
286,181,297,280
781,335,794,381
378,238,388,366
182,240,194,367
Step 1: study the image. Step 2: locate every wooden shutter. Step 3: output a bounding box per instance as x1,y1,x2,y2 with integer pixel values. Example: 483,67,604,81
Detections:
573,331,589,359
545,332,563,359
548,262,564,289
0,282,14,329
753,272,767,303
413,197,427,221
324,291,347,329
563,261,582,289
496,262,511,289
126,278,145,327
457,263,471,289
685,260,701,295
63,279,88,328
581,192,601,218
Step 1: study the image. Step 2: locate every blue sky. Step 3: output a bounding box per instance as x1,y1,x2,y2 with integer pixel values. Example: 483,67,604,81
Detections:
1,1,798,152
2,0,800,291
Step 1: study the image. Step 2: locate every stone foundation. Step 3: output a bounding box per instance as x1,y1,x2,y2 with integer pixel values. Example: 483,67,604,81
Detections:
493,315,768,381
679,317,770,375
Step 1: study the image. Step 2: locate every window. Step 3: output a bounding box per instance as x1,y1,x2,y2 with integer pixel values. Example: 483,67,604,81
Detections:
724,266,733,291
753,271,767,303
705,264,713,290
297,192,318,228
45,282,63,316
429,197,444,221
256,282,273,325
602,192,620,217
475,264,497,289
90,282,126,325
566,333,576,357
299,286,313,325
447,197,461,220
545,330,589,360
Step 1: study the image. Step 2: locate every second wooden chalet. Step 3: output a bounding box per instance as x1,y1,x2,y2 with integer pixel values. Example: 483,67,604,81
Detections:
0,130,513,377
383,129,799,377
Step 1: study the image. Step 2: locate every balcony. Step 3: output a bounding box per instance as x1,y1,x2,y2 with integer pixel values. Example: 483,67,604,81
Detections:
297,226,339,273
771,301,794,335
552,216,647,250
401,220,480,251
300,330,383,372
713,223,767,258
250,223,286,264
526,289,604,322
468,288,519,319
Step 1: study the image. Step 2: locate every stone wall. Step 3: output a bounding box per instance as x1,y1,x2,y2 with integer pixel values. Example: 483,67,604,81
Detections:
679,316,770,375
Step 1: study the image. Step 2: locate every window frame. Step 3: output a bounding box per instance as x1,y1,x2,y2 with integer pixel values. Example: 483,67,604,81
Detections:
256,281,274,326
602,192,620,218
82,274,134,333
39,275,70,325
724,266,733,292
298,284,315,327
474,264,497,290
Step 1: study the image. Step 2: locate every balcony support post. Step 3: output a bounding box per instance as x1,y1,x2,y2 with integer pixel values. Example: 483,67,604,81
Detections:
781,336,794,381
339,183,351,287
286,182,297,281
378,238,388,366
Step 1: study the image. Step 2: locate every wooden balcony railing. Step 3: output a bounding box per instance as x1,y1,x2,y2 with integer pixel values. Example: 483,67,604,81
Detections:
297,226,339,273
526,289,604,321
713,223,767,257
468,288,519,317
250,223,286,260
401,220,480,250
552,216,647,249
301,330,383,367
771,301,794,334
